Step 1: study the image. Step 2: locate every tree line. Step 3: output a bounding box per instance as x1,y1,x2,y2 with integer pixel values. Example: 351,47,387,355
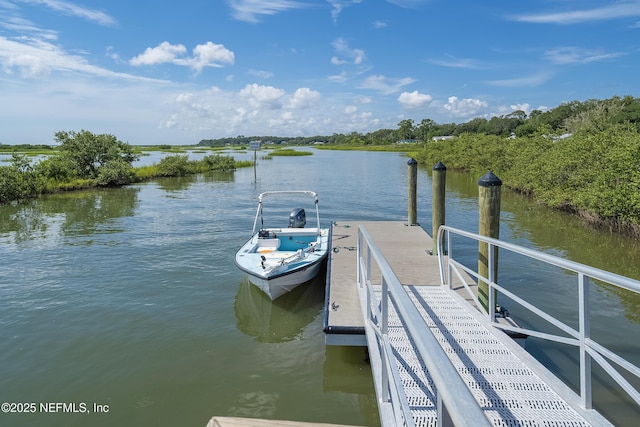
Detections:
197,96,640,146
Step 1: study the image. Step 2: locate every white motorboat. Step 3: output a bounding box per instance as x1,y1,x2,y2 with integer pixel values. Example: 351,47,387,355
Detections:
234,191,329,300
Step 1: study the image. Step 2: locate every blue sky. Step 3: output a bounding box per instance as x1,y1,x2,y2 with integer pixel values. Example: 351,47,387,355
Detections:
1,0,639,145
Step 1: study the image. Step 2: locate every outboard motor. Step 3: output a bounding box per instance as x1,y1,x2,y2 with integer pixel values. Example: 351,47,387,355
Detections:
288,208,306,228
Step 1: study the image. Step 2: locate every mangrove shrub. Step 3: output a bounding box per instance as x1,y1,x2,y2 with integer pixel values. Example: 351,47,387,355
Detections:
415,124,640,233
55,130,139,180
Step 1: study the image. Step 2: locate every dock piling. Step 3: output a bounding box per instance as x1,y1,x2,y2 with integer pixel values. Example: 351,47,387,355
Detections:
478,170,502,313
407,158,418,226
431,161,446,255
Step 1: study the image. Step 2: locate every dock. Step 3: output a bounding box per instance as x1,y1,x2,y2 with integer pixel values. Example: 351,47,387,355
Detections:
324,220,448,346
323,221,620,426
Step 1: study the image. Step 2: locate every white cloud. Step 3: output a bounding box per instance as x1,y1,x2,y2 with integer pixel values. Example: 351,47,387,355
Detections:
331,56,346,65
327,0,363,22
543,47,624,65
443,96,488,118
287,87,320,109
486,72,551,88
0,71,175,145
130,41,234,72
510,2,640,24
430,55,481,69
328,70,348,82
360,74,415,94
158,84,387,139
105,46,122,63
248,69,274,78
398,90,432,108
332,37,365,65
0,35,162,81
175,92,194,103
19,0,116,26
228,0,308,23
130,42,187,66
239,83,285,109
0,15,58,39
372,20,388,29
190,41,235,72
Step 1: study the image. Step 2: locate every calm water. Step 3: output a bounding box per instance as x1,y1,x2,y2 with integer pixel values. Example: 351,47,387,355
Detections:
1,149,638,426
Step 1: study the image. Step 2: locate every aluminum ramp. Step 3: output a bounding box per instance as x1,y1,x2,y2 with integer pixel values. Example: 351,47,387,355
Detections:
363,284,611,426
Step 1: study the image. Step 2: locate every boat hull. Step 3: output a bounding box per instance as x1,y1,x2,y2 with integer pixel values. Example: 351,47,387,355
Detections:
245,255,326,300
235,227,329,300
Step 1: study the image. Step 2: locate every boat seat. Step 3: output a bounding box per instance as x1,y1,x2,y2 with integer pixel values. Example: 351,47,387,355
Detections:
256,238,280,253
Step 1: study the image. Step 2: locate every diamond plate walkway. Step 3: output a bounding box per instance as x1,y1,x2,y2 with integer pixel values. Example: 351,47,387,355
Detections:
369,284,610,426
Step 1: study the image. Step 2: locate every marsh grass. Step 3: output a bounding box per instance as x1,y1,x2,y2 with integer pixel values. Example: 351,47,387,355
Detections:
266,148,313,157
234,160,255,168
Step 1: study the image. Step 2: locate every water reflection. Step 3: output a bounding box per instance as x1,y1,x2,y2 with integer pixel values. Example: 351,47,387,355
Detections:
154,171,236,194
0,187,139,246
234,264,326,343
323,346,381,427
154,175,197,192
227,390,280,418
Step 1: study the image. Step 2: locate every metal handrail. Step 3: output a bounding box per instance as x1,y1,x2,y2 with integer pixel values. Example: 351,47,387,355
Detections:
357,225,491,427
437,225,640,410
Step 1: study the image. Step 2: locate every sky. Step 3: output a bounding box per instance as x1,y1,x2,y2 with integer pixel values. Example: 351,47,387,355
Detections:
1,1,639,146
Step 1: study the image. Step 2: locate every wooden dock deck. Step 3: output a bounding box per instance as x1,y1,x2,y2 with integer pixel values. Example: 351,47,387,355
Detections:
324,220,445,345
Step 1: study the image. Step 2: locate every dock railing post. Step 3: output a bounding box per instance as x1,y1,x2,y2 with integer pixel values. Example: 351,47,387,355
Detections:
357,230,362,287
478,170,502,314
432,161,446,255
407,158,418,226
578,273,593,409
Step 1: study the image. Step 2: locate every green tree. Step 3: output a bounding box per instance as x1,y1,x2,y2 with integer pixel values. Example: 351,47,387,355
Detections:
33,155,76,182
157,154,191,176
397,119,415,140
416,118,436,141
506,110,527,121
454,117,487,135
618,95,640,130
345,132,365,145
202,154,236,171
564,97,624,134
0,153,40,203
55,130,139,179
365,128,396,144
0,166,23,203
95,159,137,186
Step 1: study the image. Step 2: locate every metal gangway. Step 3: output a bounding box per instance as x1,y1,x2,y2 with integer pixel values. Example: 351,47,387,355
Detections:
357,224,640,426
